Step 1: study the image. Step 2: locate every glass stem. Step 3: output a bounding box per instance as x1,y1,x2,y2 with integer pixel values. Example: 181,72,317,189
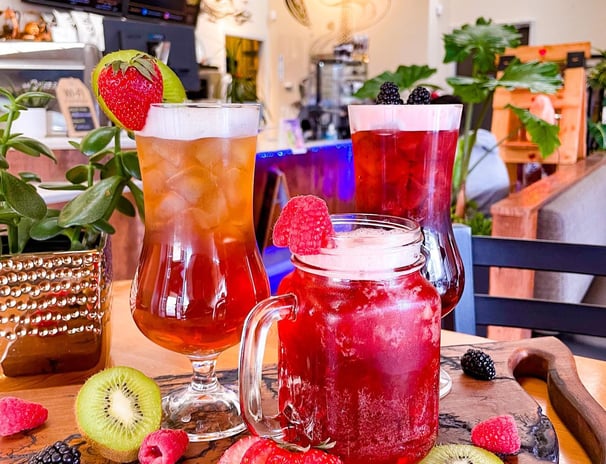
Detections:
190,356,220,392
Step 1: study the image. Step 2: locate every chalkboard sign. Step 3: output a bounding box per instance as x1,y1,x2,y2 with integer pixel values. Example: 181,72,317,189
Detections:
56,78,99,137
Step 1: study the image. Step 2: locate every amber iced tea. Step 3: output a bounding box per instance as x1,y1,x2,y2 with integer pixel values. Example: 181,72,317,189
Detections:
132,107,270,358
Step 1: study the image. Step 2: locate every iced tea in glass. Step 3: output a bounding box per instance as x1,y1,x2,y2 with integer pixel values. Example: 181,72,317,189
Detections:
131,103,270,441
240,214,441,464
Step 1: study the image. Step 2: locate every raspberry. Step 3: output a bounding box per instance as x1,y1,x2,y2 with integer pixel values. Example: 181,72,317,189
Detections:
272,195,335,255
138,429,189,464
460,348,496,380
29,441,80,464
471,414,521,455
0,396,48,436
406,86,431,104
375,81,404,104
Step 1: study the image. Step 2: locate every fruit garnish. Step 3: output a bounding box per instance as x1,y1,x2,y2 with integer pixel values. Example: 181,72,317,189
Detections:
0,396,48,436
138,429,189,464
29,440,81,464
272,195,335,255
407,86,432,104
419,444,503,463
91,50,186,131
460,348,497,381
471,414,521,455
75,366,162,463
220,437,343,464
218,436,263,464
375,81,403,105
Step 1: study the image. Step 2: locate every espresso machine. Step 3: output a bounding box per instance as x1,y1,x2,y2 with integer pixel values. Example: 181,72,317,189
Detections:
299,55,367,140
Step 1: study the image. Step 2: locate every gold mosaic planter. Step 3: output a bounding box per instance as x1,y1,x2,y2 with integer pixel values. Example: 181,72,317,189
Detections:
0,234,112,379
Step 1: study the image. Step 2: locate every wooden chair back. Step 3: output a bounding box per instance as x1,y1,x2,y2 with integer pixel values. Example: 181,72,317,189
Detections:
448,224,606,337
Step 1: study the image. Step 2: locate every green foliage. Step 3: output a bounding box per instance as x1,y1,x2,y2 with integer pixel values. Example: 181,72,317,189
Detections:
588,49,606,89
353,64,438,100
588,121,606,149
0,87,143,254
451,201,492,236
8,79,55,108
36,126,144,251
445,17,563,205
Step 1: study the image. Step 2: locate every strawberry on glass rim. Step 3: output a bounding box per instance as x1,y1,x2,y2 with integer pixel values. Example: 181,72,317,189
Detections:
91,49,187,131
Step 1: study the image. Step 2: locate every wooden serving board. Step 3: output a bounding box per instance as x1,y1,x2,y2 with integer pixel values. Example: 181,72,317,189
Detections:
2,337,605,463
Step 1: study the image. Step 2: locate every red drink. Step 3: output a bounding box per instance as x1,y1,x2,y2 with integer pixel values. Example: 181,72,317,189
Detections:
348,105,463,317
240,215,441,464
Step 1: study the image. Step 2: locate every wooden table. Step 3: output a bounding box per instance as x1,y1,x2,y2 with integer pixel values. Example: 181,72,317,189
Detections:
2,280,606,463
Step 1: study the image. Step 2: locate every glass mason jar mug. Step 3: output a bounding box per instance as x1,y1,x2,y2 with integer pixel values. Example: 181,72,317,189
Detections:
239,214,442,464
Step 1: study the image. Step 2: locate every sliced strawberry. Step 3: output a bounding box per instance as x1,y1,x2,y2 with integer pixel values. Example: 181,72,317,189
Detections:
272,195,334,255
95,52,163,131
218,436,263,464
241,438,280,464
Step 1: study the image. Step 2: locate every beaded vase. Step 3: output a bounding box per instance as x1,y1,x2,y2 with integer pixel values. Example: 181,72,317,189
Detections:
0,234,112,379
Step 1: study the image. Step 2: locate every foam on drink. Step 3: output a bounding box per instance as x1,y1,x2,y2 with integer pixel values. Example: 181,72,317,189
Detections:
138,103,260,140
348,104,461,133
298,226,423,279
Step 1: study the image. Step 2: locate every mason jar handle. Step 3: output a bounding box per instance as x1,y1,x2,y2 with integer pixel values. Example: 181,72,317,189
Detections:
239,293,298,438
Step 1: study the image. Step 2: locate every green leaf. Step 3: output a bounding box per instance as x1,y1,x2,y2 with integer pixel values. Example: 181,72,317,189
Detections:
497,59,563,93
443,17,521,73
122,152,141,179
18,171,42,183
38,183,86,191
8,136,56,161
127,180,145,220
29,216,65,241
508,105,561,157
446,76,492,103
588,121,606,149
353,65,437,99
66,165,90,184
116,195,136,217
1,171,47,219
58,176,123,227
91,218,116,234
79,126,119,155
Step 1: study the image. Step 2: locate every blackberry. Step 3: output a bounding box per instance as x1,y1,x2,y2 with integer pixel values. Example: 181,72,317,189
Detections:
29,441,81,464
375,81,404,105
406,86,431,105
460,349,496,380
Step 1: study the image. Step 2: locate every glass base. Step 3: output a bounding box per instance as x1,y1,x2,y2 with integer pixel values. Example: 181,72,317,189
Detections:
439,367,452,399
161,381,246,442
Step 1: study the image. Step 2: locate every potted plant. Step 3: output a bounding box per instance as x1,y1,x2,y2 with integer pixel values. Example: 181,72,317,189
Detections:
8,79,56,138
0,87,143,382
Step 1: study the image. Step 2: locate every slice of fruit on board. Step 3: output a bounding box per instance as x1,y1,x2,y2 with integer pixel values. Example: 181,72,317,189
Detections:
91,49,187,131
75,365,162,463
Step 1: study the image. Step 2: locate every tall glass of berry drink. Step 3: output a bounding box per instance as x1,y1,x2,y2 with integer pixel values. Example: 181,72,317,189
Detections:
348,102,462,396
240,213,441,464
131,103,270,441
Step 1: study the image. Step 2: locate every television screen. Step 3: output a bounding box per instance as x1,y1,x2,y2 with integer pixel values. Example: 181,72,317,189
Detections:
102,17,200,92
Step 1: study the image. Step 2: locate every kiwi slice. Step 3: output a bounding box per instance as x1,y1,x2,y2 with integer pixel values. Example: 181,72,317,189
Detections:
420,444,503,463
75,366,162,463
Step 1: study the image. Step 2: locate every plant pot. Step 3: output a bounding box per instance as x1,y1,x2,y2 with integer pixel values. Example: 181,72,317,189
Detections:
0,234,112,381
11,107,47,138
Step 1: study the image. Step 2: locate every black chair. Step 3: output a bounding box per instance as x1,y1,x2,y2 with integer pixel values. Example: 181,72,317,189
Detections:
448,224,606,340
